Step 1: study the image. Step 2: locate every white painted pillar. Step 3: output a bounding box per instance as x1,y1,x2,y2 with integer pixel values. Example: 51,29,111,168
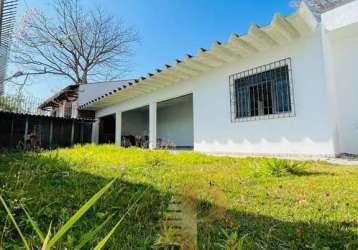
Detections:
115,111,122,146
149,102,157,149
92,119,100,144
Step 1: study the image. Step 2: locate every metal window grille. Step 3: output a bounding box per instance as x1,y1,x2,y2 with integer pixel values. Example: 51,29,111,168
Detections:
229,58,295,122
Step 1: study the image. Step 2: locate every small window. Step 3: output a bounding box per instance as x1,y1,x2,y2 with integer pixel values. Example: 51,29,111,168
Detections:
229,58,294,122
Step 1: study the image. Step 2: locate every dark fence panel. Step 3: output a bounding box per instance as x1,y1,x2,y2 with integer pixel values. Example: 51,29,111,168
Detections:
28,116,51,148
0,113,12,147
52,119,73,147
73,122,92,144
0,111,94,149
11,116,26,147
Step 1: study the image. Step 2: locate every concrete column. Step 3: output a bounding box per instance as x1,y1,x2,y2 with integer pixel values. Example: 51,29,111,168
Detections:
115,111,122,146
92,119,100,144
149,102,157,149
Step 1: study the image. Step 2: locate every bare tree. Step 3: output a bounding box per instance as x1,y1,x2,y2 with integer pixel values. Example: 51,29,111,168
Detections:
11,0,138,85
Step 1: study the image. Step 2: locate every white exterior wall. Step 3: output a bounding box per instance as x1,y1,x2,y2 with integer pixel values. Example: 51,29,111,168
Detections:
157,99,194,147
193,30,335,156
122,110,149,136
331,35,358,154
95,29,338,156
322,0,358,154
321,0,358,31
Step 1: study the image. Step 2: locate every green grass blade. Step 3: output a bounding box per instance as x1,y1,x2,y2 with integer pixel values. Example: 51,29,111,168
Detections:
41,223,52,250
93,189,148,250
92,215,125,250
74,214,114,250
0,195,31,250
22,205,45,242
48,178,117,247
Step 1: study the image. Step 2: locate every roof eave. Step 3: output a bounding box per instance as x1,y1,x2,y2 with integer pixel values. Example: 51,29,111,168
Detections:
80,3,318,111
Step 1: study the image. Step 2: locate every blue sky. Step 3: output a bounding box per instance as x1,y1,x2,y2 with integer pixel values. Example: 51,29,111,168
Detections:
8,0,294,99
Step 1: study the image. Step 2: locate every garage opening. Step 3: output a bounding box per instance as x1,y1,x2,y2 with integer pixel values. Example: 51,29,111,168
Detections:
99,114,115,144
121,105,149,148
157,94,193,150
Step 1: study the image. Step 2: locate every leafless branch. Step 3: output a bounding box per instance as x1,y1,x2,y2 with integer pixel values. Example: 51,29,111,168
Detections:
11,0,139,85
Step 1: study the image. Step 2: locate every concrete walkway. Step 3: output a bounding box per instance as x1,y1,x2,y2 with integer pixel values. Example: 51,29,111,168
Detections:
325,155,358,166
201,152,358,166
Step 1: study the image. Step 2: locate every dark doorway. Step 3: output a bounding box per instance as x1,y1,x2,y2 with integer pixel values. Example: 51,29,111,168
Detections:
99,114,116,144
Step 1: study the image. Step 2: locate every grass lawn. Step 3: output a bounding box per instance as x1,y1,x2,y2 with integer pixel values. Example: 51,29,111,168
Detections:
1,144,358,249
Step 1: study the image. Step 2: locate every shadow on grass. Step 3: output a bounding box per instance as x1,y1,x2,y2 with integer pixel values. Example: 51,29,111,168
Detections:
287,169,333,177
0,151,169,249
197,200,358,250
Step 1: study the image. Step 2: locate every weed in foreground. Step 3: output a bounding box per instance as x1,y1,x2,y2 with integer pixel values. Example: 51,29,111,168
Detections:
215,230,255,250
0,177,145,250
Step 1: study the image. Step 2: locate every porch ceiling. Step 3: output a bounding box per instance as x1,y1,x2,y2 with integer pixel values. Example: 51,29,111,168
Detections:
79,2,317,111
157,94,192,109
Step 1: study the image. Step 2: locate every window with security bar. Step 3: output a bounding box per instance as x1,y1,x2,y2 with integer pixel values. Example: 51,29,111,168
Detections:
229,58,295,122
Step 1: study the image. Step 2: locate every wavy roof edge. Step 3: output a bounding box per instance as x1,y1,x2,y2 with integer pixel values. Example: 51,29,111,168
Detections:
79,1,318,111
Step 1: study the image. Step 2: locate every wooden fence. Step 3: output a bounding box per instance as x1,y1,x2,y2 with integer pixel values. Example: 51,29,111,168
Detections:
0,111,94,149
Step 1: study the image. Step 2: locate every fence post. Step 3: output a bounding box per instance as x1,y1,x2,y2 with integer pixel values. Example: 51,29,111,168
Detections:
9,115,14,147
80,123,84,144
49,119,53,146
24,117,29,145
71,120,75,146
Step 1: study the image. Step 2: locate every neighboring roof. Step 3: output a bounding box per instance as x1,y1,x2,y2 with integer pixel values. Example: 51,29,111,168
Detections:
79,1,318,111
0,0,18,95
77,79,133,107
38,85,79,109
0,110,95,121
40,80,132,110
304,0,355,14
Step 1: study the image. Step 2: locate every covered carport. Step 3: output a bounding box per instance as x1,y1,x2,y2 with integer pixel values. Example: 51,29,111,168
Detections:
112,94,193,150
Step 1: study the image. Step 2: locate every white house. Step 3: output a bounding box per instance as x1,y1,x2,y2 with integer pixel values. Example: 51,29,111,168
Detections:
78,1,358,157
